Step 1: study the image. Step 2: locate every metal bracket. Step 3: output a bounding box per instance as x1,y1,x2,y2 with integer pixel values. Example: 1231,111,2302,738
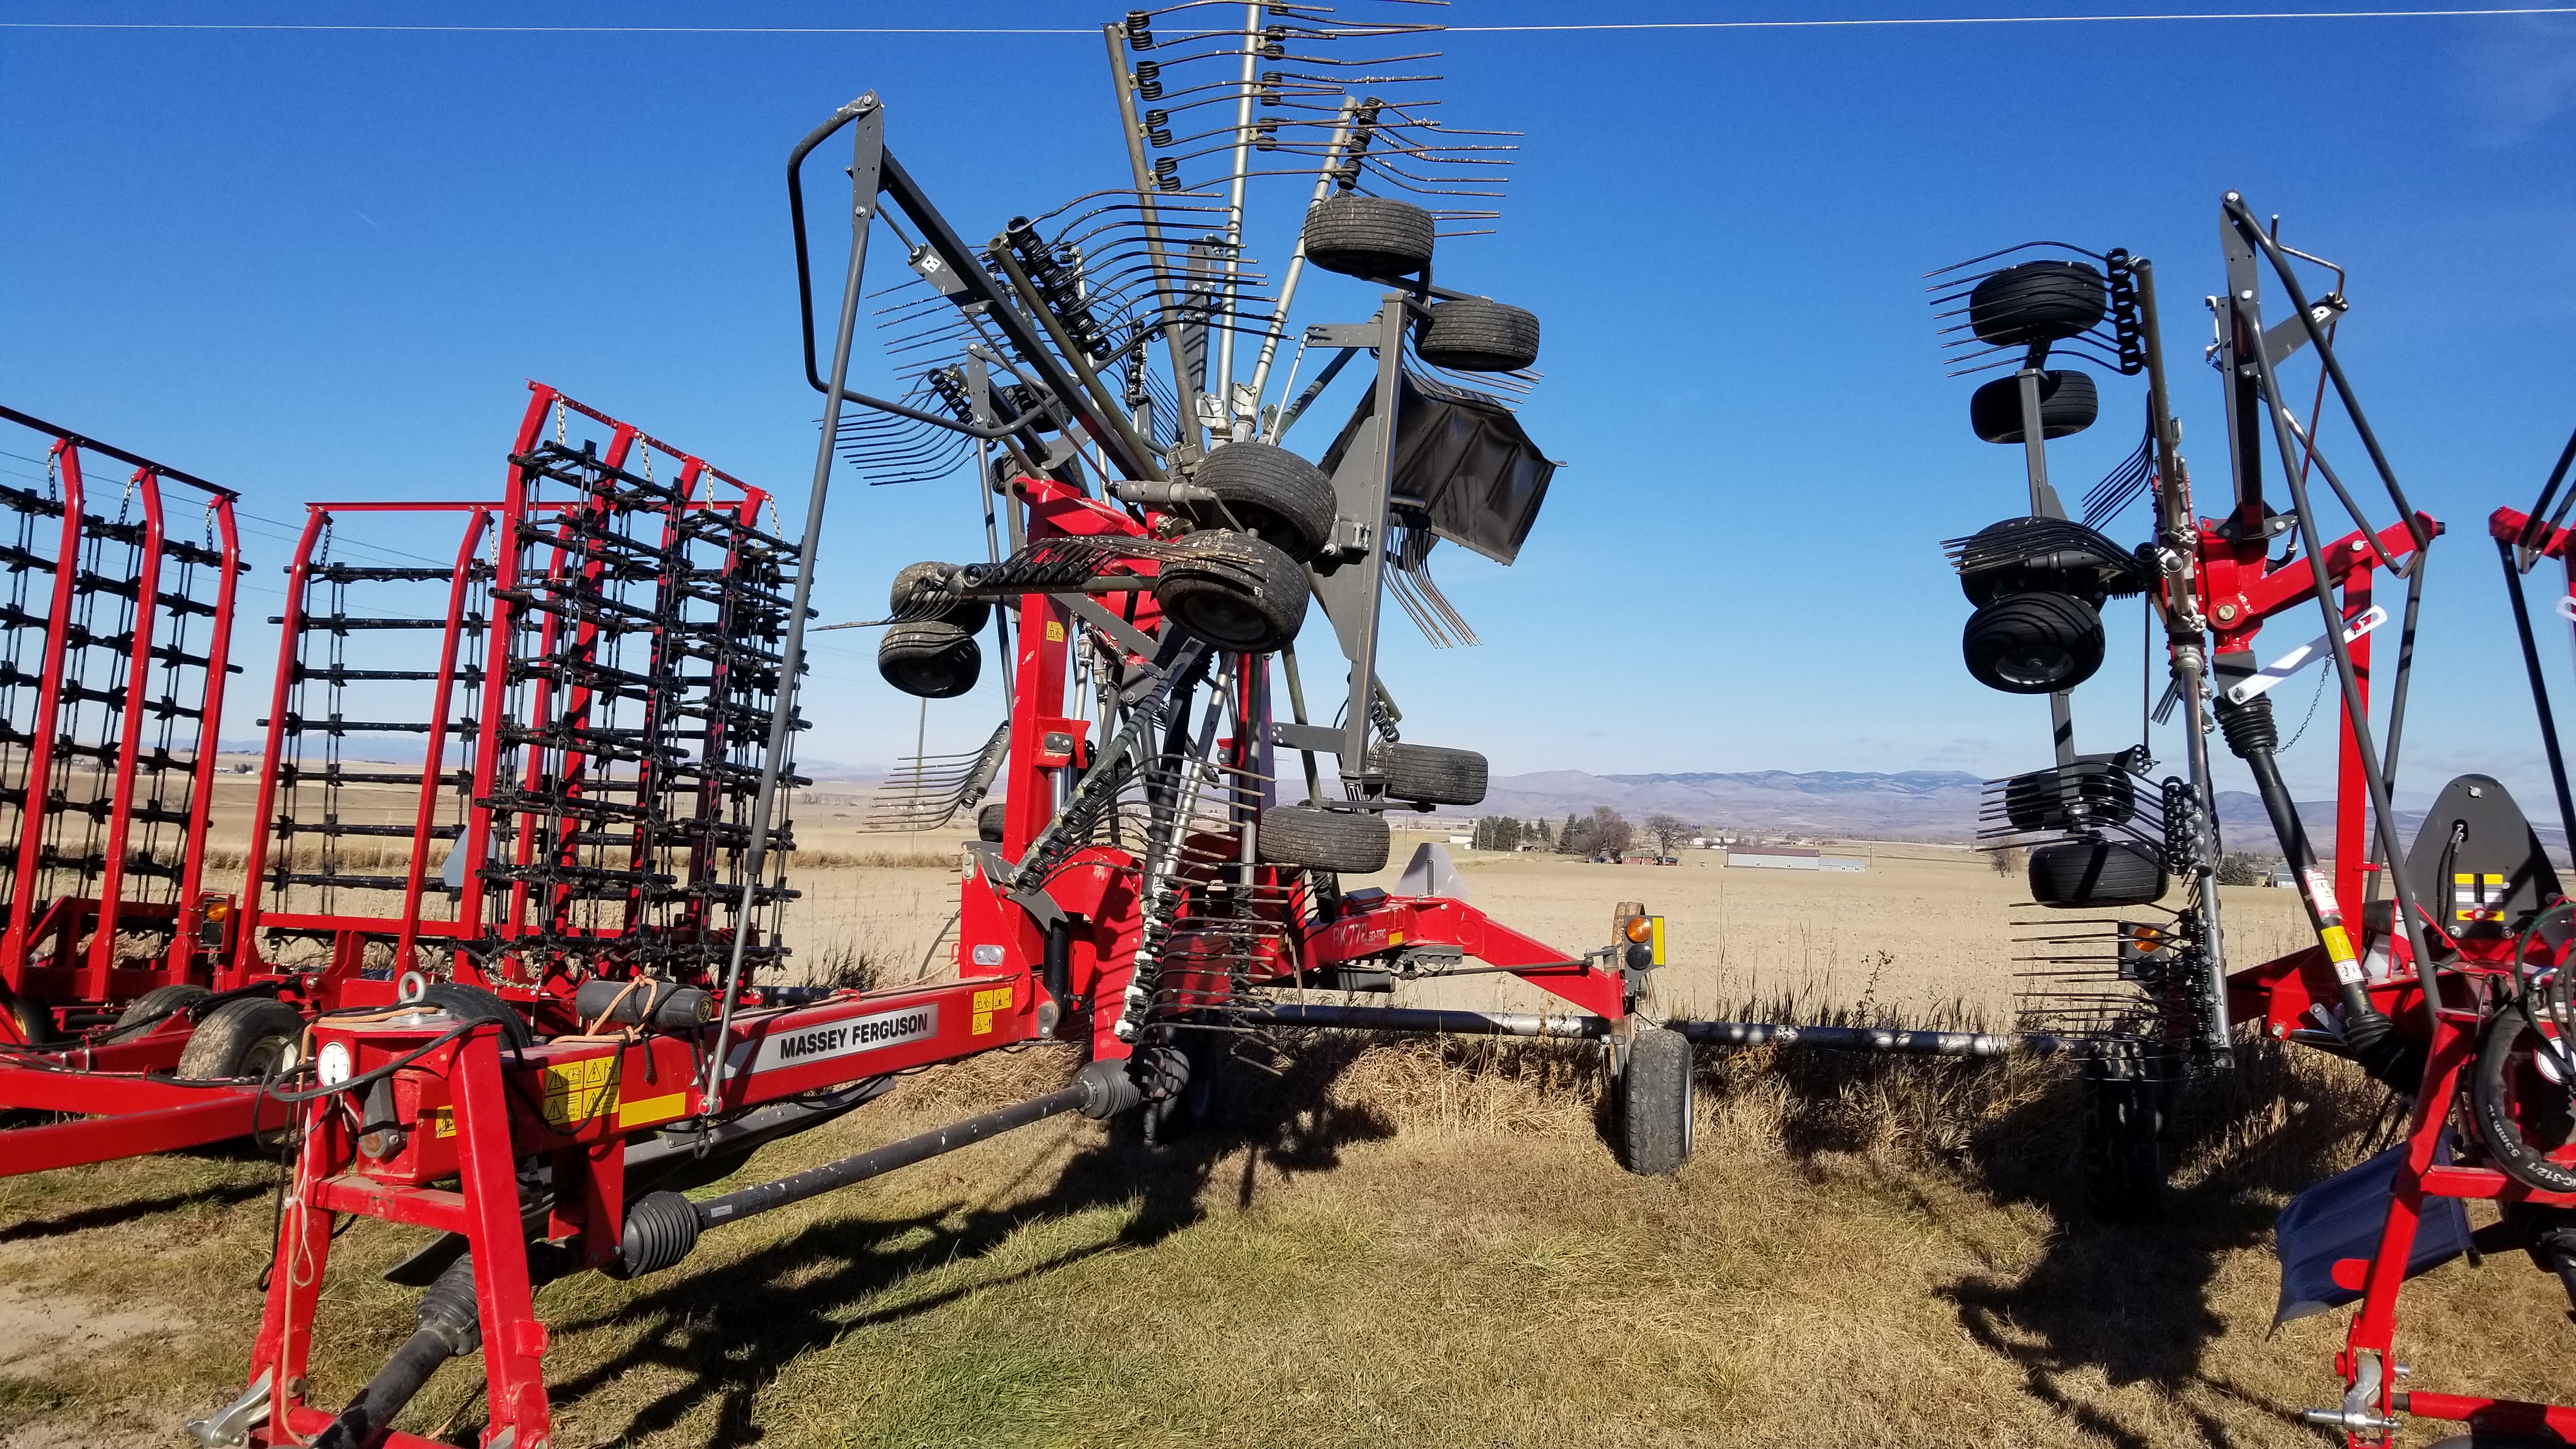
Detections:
1268,720,1346,756
2223,604,2387,704
183,1367,272,1448
1059,592,1160,661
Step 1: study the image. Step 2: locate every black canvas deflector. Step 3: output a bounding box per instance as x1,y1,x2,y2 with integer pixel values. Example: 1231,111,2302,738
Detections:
1318,369,1554,566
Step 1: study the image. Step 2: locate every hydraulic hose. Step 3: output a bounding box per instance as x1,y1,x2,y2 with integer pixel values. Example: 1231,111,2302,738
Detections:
2214,691,2411,1085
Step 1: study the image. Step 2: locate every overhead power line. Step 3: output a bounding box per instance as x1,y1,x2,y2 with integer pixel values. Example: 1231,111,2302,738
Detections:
3,8,2575,34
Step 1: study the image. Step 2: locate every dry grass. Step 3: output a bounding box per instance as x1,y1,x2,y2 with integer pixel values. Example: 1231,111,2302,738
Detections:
6,1016,2571,1449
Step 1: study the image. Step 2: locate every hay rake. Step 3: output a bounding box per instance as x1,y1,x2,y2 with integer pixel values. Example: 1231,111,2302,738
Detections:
1931,194,2576,1441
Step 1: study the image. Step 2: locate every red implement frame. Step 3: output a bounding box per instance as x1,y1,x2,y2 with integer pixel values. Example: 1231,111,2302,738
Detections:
0,386,803,1179
954,471,1626,1078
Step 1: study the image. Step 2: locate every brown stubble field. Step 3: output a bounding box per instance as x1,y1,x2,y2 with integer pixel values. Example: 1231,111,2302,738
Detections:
11,826,2574,1448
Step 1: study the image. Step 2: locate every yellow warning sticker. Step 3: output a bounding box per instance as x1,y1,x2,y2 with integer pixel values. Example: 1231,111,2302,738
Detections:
1045,621,1066,642
615,1092,686,1131
540,1056,619,1128
425,1105,456,1138
970,984,1013,1036
2320,924,2357,963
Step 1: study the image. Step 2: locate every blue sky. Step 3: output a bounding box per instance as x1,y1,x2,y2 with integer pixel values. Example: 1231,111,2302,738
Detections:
4,3,2573,815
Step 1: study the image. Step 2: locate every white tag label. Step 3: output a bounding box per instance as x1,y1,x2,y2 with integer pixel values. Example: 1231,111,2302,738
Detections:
743,1005,938,1075
2303,869,2340,917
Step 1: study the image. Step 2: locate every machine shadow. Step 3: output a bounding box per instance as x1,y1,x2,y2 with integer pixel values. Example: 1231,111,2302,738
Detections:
522,1034,1399,1448
1938,1045,2380,1448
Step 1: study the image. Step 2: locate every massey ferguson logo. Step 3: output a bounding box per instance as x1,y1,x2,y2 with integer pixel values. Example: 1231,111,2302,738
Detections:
751,1004,937,1074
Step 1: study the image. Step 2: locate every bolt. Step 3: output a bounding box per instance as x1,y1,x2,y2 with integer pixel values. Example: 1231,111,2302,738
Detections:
285,1377,307,1399
2214,602,2237,622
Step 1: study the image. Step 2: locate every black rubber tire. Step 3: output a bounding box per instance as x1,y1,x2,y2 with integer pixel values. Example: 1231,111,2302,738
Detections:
889,562,990,634
1257,804,1390,874
1191,442,1338,562
1370,741,1487,806
2079,1059,2169,1222
2470,1011,2576,1195
1968,259,2106,348
1413,298,1540,373
176,997,305,1081
878,620,983,699
109,983,213,1038
2028,839,2167,908
1302,194,1435,280
2002,763,2136,832
1968,369,2098,444
1962,590,2104,694
1153,530,1309,654
1617,1027,1693,1176
976,800,1008,843
420,981,536,1051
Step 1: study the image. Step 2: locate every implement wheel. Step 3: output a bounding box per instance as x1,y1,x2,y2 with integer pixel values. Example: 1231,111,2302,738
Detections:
108,983,213,1040
1257,804,1390,874
1153,530,1309,654
1413,298,1540,373
879,620,984,699
1192,442,1337,563
1302,194,1434,281
1370,741,1487,807
889,562,990,633
176,997,303,1082
1617,1027,1693,1176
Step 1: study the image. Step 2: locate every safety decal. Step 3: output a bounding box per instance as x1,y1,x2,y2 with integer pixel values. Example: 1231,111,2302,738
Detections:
970,984,1013,1036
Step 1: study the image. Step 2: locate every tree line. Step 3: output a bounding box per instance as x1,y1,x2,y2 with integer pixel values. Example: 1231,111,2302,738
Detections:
1469,808,1698,857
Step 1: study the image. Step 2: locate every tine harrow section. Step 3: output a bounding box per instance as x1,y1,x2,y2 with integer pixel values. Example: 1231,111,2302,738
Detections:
0,405,244,1033
241,383,806,1000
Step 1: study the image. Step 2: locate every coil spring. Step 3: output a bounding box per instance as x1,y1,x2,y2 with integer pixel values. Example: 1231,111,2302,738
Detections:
1143,109,1172,147
1258,70,1283,107
1135,59,1162,101
1260,23,1286,59
1126,10,1154,49
2160,776,2209,878
1154,156,1181,192
2106,248,2147,377
1254,118,1279,152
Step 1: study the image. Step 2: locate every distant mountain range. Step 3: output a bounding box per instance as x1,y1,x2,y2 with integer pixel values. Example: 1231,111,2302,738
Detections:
1477,769,2565,855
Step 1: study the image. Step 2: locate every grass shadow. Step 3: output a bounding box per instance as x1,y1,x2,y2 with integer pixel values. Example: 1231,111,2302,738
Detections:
486,1034,1400,1448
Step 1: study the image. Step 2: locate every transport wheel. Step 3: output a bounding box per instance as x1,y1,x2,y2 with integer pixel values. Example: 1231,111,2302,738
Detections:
1961,590,2103,694
1413,298,1540,373
889,561,990,633
2002,762,2136,832
421,981,536,1050
176,997,305,1082
977,800,1008,843
1617,1027,1693,1176
1967,259,2106,348
1192,441,1338,562
1256,804,1391,874
109,983,213,1039
1301,194,1435,281
1153,530,1309,654
1369,741,1488,807
2028,839,2167,909
2080,1053,2169,1222
1967,368,2097,443
878,620,984,699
